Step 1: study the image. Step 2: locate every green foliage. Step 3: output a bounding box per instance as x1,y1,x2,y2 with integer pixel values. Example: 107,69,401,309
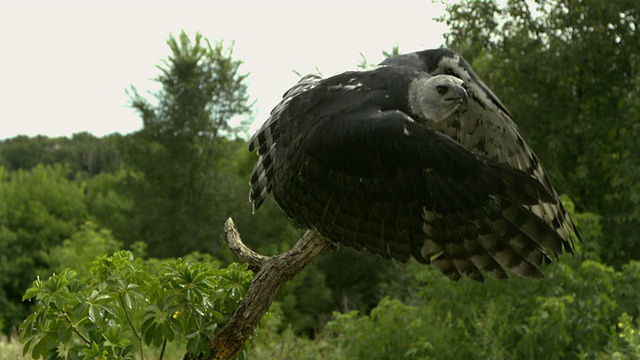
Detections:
275,261,334,335
0,133,123,178
609,313,640,359
250,303,348,360
298,256,640,360
323,298,434,360
123,31,253,258
0,135,59,171
319,248,402,316
83,168,138,246
46,222,123,278
0,165,87,331
20,251,253,359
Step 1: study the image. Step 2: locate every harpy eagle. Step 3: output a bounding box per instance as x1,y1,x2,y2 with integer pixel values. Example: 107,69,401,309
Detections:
249,48,580,281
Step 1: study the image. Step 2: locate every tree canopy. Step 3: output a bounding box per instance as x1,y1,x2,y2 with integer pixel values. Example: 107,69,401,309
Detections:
123,31,253,257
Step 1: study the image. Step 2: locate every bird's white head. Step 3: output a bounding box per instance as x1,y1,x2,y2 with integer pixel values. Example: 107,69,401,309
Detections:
408,74,468,123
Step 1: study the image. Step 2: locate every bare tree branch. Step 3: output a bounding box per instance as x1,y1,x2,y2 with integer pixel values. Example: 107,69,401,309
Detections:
208,217,333,360
223,218,269,272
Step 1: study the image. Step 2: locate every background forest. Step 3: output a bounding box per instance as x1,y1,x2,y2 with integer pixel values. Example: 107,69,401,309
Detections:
2,0,640,359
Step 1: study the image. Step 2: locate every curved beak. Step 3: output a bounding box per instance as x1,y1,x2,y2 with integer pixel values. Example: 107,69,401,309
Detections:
445,86,468,105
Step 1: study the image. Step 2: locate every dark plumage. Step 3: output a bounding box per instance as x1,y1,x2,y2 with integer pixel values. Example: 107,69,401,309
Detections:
249,48,580,281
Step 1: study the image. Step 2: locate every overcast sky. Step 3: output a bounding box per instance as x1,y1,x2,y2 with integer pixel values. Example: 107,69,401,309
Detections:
0,0,449,140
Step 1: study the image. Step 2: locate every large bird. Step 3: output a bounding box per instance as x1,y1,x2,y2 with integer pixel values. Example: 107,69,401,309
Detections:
249,48,580,281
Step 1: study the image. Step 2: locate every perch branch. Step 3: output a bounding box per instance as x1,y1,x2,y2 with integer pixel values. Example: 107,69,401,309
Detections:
223,218,269,272
209,217,332,360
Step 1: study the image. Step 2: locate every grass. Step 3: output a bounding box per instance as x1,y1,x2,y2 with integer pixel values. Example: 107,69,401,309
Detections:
0,334,30,360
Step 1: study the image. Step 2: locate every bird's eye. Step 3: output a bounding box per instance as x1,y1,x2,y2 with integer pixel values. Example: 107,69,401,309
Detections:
436,85,448,95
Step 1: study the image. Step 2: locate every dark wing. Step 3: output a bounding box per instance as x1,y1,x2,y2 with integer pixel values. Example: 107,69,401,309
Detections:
383,49,580,252
249,74,322,210
250,67,568,281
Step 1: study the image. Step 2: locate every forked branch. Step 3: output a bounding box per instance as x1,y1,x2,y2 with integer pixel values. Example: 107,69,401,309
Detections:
207,218,333,360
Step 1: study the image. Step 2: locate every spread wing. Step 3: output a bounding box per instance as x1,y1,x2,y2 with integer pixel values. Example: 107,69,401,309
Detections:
383,49,580,252
249,74,322,209
250,66,570,281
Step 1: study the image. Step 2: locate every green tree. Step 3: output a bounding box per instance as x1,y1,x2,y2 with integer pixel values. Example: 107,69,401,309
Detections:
47,221,124,278
124,31,252,258
84,169,136,242
0,133,123,178
60,132,124,178
0,165,87,331
0,135,58,171
438,0,640,264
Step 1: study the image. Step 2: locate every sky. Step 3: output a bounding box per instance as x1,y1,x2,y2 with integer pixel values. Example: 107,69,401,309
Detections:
0,0,449,140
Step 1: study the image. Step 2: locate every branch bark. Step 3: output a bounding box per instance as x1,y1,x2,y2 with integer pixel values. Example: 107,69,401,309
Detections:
208,218,333,360
222,218,269,272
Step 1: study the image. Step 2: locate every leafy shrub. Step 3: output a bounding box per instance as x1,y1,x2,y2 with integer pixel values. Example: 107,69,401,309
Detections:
20,251,252,359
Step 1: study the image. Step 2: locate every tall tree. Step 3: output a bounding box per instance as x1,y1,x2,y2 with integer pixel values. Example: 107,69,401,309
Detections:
125,32,252,258
438,0,640,264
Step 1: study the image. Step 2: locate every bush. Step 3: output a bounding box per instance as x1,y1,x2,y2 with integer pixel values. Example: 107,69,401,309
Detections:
20,251,252,359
